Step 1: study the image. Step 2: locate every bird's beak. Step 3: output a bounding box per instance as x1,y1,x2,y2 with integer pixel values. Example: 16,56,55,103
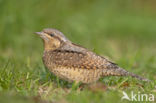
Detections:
35,32,44,36
35,32,49,41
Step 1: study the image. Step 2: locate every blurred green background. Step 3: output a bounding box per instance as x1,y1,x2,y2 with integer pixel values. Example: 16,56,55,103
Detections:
0,0,156,103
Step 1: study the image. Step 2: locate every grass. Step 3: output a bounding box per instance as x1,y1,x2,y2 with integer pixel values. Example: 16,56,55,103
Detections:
0,0,156,103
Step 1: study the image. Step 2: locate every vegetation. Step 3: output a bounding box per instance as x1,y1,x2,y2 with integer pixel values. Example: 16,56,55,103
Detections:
0,0,156,103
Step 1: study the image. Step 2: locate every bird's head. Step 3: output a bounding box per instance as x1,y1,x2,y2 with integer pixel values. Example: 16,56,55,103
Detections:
35,28,69,50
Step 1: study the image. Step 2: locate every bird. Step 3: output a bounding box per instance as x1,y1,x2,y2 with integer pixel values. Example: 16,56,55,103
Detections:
35,28,150,84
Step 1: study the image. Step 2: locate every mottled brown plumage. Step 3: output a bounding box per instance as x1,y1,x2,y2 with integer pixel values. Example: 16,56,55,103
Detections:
35,28,150,84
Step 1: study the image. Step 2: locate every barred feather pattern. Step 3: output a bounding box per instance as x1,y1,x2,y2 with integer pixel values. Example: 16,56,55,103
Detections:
42,43,150,83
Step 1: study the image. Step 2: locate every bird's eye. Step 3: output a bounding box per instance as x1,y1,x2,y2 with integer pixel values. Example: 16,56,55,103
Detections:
50,33,55,37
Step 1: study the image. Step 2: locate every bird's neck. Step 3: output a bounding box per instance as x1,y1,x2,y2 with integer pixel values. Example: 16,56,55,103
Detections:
43,40,60,51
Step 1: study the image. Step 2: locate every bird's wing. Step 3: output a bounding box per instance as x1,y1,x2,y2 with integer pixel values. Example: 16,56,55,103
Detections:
48,49,92,69
47,46,116,70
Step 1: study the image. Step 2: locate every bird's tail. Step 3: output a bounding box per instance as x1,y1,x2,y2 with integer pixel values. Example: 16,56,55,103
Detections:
102,67,150,82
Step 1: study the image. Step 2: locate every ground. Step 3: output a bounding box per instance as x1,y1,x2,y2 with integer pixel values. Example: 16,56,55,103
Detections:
0,0,156,103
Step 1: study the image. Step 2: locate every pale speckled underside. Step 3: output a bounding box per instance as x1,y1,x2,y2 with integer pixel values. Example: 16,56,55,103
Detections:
50,66,102,83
